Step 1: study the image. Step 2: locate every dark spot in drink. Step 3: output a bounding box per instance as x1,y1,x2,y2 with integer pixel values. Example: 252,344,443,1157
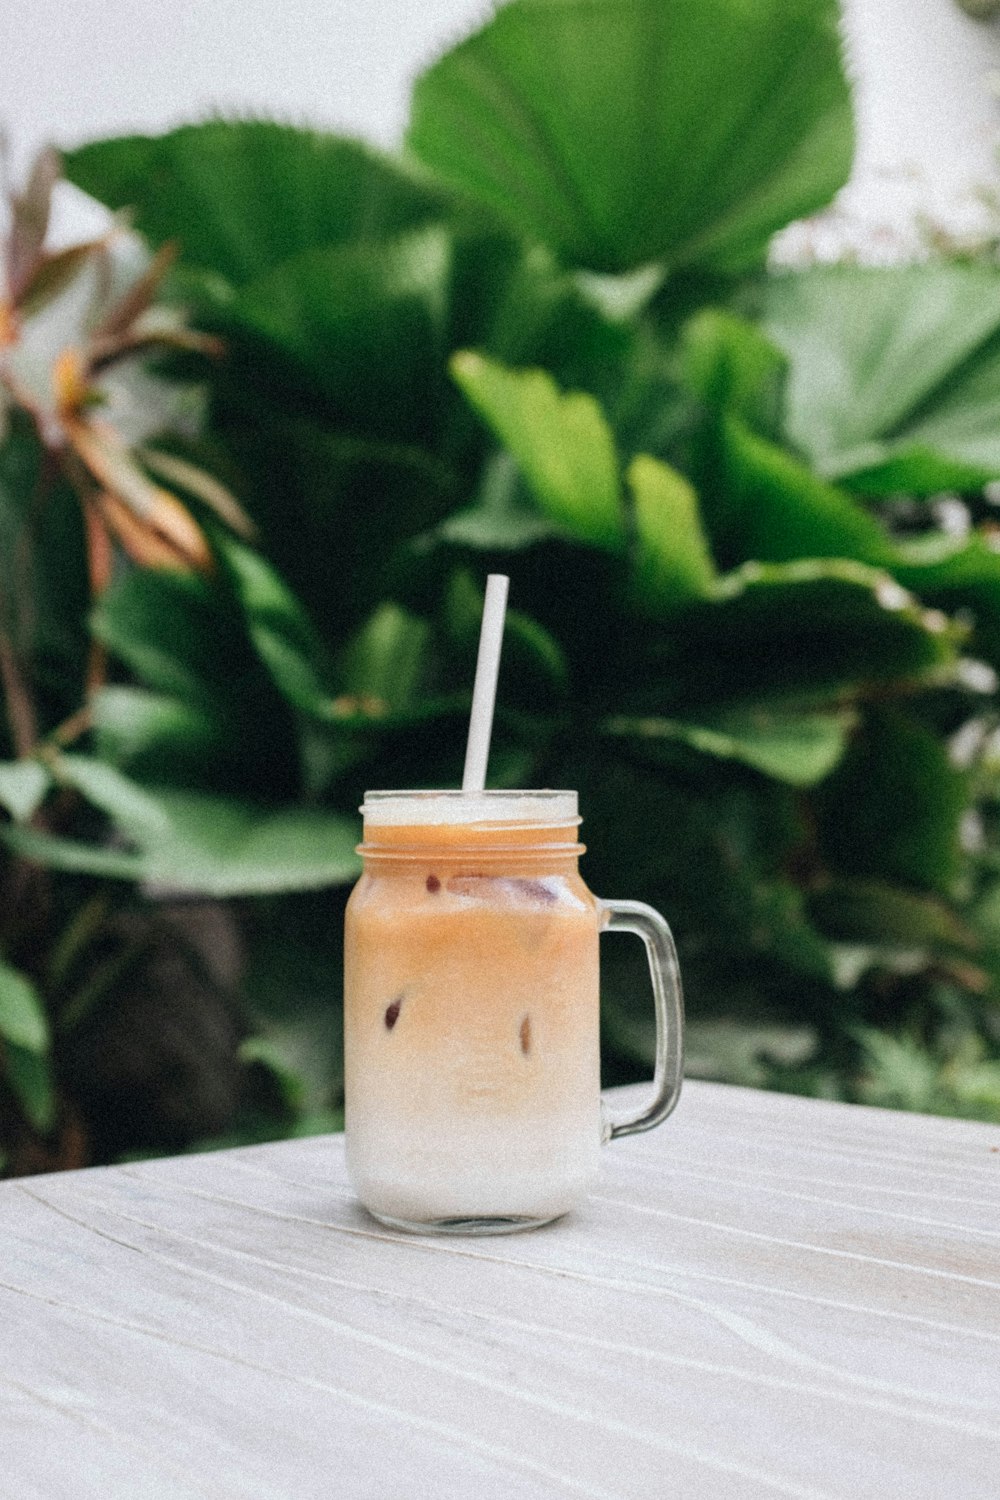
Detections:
426,874,440,893
520,1014,532,1055
385,996,403,1030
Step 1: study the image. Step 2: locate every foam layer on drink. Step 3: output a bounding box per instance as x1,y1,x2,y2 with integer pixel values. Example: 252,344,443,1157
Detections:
361,789,578,826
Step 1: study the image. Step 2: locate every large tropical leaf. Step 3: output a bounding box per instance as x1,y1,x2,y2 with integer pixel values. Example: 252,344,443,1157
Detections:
91,569,301,798
216,418,457,651
4,762,361,897
638,559,959,712
814,711,967,896
214,535,336,720
680,307,788,441
697,402,1000,671
0,959,50,1054
64,122,450,288
446,234,637,410
763,263,1000,491
225,228,451,444
710,414,894,569
628,454,717,609
892,532,1000,671
91,687,227,787
451,351,625,549
604,706,853,786
407,0,853,274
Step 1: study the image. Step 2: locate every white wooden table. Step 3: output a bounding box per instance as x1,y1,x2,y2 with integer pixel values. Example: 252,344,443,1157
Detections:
1,1080,998,1499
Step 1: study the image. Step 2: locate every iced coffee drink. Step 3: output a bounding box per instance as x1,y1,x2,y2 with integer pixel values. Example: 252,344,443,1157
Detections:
344,790,602,1232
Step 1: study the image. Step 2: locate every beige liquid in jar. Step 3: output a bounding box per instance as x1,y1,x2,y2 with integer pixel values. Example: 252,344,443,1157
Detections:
344,793,602,1231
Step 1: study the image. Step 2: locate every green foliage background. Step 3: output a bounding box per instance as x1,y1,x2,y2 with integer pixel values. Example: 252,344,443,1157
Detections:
4,0,1000,1168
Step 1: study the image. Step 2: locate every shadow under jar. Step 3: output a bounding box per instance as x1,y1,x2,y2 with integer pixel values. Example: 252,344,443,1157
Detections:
344,790,683,1234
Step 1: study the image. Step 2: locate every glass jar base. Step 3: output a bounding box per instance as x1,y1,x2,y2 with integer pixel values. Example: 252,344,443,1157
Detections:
367,1209,563,1236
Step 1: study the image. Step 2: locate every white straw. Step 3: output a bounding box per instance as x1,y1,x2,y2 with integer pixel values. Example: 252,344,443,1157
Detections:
462,573,509,793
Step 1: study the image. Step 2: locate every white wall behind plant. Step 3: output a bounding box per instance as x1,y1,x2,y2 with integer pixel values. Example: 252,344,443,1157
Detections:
0,0,489,165
2,0,1000,254
804,0,1000,257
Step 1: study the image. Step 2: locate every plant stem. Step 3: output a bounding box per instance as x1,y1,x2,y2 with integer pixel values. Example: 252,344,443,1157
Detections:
0,628,36,756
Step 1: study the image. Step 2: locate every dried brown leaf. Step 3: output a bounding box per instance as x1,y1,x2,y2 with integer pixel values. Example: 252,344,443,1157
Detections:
137,446,256,540
88,323,224,373
8,147,61,303
95,486,213,574
91,241,177,341
66,417,164,519
19,240,102,319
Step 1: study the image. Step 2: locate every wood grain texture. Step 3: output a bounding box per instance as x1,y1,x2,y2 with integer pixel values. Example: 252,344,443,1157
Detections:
0,1081,998,1499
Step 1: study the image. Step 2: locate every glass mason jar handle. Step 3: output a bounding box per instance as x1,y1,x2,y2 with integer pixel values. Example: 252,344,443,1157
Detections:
599,899,684,1141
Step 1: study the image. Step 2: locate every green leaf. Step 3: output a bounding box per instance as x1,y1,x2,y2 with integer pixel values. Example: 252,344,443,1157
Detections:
435,505,555,552
680,308,788,438
91,568,301,798
91,568,239,712
214,535,335,718
763,263,1000,489
0,417,90,732
628,454,716,610
0,959,50,1053
238,1035,308,1115
0,827,144,881
447,234,637,406
697,407,1000,670
56,754,171,838
92,686,225,783
504,609,569,697
713,414,893,568
217,419,457,652
339,602,432,713
814,711,968,895
451,351,625,550
408,0,853,273
810,878,973,948
645,559,959,713
605,708,853,786
227,228,451,444
125,791,363,896
0,760,51,822
892,532,1000,672
65,122,450,287
433,453,557,551
4,1044,57,1134
4,785,361,897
